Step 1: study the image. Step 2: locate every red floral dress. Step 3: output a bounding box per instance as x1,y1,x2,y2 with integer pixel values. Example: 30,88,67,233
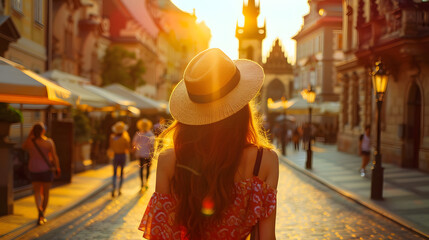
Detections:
139,176,277,239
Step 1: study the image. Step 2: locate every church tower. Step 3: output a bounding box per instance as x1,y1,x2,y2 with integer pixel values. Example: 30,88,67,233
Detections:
235,0,266,64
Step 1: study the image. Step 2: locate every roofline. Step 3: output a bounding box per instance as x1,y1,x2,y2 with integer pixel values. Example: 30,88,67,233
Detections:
292,16,342,40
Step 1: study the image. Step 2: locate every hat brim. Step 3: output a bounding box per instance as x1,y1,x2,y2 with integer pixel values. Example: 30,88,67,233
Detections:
169,59,264,125
112,125,128,134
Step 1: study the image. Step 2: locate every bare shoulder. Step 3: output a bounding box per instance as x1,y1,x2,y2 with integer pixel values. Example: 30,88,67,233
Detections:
157,149,176,177
46,138,56,148
261,148,279,189
262,149,278,166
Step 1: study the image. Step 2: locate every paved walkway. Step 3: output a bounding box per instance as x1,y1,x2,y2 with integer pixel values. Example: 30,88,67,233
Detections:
0,160,140,239
280,143,429,238
13,153,423,239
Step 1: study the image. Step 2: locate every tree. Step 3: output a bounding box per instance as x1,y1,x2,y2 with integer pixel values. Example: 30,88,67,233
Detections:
101,46,146,90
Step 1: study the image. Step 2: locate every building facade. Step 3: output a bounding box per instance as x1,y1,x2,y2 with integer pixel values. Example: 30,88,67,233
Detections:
0,1,20,57
235,1,293,116
262,39,294,113
105,0,159,97
235,0,266,65
148,0,211,101
337,0,429,172
51,0,109,85
3,0,47,73
293,0,343,101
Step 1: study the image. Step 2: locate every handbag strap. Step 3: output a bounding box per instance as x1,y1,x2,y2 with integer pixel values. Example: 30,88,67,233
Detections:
32,138,54,169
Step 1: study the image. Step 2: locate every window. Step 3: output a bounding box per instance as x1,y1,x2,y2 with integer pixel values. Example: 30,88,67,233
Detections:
34,0,44,25
12,0,23,13
333,31,343,50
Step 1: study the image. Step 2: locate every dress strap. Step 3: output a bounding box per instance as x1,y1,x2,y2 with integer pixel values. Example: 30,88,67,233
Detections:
253,148,264,176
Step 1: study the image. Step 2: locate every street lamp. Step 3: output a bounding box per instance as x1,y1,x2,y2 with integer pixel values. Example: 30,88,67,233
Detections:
302,86,316,169
371,60,389,200
280,97,288,156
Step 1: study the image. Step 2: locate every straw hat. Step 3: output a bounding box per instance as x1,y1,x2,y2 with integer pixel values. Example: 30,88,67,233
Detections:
169,48,264,125
111,121,128,134
137,118,152,131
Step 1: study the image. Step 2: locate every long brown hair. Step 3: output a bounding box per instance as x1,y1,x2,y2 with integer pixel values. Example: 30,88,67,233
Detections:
154,101,272,239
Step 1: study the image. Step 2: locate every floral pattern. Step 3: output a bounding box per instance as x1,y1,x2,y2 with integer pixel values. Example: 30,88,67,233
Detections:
139,176,277,239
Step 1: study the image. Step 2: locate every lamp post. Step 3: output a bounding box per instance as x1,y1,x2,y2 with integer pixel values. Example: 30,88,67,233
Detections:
281,97,288,156
302,86,316,170
371,60,389,200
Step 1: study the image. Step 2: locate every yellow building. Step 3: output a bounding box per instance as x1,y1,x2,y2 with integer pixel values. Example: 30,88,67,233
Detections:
3,0,47,72
148,0,211,101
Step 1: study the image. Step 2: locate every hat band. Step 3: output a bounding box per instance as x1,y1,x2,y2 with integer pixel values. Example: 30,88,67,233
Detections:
188,67,241,104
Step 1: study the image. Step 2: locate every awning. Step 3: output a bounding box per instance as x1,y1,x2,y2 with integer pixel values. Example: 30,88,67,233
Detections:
267,97,318,115
84,85,135,107
84,85,140,116
104,83,166,114
42,70,111,109
0,57,71,105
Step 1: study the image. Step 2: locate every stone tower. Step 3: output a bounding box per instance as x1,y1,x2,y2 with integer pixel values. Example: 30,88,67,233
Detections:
235,0,266,64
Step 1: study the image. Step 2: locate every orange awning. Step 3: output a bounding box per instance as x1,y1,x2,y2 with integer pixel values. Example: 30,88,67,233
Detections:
0,57,71,105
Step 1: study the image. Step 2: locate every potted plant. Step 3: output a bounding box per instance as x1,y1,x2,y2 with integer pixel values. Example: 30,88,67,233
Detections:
72,109,93,172
0,103,23,137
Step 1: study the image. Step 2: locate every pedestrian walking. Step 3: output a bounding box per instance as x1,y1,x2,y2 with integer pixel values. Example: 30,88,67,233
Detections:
109,121,130,197
287,128,293,146
272,123,281,148
153,116,166,137
138,48,279,239
359,125,371,177
292,128,300,151
132,118,155,190
22,122,61,225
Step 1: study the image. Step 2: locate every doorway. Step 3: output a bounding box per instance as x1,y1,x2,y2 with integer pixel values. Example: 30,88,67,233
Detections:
403,82,422,168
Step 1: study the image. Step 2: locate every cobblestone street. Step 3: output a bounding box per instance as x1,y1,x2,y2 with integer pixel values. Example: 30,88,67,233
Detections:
15,161,424,240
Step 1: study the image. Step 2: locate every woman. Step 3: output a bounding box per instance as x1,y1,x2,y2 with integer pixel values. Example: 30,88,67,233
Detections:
132,118,155,190
109,121,130,197
139,48,279,239
359,125,371,177
23,122,61,225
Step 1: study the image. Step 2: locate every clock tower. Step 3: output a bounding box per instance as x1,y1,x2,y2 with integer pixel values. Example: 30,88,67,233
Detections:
235,0,266,64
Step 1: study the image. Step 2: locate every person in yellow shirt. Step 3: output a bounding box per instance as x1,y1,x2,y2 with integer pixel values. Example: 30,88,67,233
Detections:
109,121,130,197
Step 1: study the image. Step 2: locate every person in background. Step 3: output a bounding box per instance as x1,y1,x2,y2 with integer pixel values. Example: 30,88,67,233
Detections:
153,116,166,137
23,122,61,225
292,128,300,151
139,48,278,239
109,121,130,197
359,125,371,177
132,118,155,190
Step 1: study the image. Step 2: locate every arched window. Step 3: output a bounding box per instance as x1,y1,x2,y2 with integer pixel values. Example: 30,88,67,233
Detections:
266,78,285,101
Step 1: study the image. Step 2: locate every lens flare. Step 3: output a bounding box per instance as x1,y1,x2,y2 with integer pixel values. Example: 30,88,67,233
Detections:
201,197,215,216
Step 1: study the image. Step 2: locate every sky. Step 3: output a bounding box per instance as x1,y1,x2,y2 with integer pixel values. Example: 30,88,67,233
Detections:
171,0,309,64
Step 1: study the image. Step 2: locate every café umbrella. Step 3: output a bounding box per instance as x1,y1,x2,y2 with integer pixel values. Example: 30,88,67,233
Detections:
0,57,71,105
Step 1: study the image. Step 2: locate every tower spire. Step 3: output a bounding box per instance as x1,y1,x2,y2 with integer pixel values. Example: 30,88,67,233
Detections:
236,0,265,64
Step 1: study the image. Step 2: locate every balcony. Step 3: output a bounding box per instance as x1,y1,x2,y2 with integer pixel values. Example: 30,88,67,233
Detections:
357,2,429,52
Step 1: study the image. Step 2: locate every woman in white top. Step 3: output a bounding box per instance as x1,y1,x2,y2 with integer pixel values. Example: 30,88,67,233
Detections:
359,125,371,177
132,118,155,190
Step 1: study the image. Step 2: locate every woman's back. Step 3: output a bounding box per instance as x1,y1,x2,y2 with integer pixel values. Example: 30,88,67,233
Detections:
26,138,53,173
139,48,278,240
140,146,278,239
